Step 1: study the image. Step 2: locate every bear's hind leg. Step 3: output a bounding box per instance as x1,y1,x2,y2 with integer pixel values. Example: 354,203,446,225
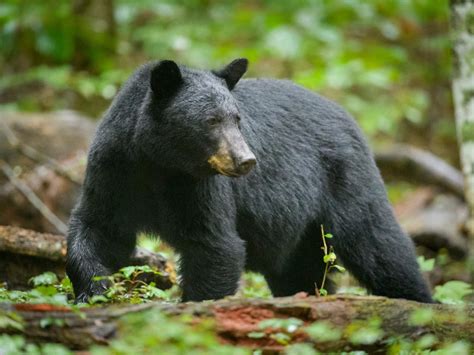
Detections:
330,204,433,303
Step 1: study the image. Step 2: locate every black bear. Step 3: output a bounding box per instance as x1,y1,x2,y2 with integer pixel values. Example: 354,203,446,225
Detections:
66,58,433,303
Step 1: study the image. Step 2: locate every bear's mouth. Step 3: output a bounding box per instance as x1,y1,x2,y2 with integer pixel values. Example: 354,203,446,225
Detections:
215,168,243,177
207,154,253,177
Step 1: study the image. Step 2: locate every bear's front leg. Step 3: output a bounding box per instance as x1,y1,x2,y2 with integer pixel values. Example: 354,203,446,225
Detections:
178,237,246,302
66,214,136,303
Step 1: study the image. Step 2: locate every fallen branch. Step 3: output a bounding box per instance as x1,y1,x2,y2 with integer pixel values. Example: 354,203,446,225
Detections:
0,295,472,351
0,226,173,290
395,190,469,259
375,144,464,198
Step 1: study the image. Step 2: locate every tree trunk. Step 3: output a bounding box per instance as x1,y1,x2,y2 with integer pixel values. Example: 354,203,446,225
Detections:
451,0,474,275
1,295,472,352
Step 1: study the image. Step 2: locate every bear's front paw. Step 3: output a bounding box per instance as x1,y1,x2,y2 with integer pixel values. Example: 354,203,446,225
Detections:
74,292,91,304
74,279,110,304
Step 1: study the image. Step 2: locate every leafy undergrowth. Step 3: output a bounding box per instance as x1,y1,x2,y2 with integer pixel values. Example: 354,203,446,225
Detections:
0,267,473,354
0,266,180,307
0,244,473,354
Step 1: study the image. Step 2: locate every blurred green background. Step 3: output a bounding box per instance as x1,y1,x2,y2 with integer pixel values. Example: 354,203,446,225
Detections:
0,0,455,162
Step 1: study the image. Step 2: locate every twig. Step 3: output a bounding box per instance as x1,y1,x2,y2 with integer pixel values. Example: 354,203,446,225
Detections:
0,160,68,234
0,121,82,186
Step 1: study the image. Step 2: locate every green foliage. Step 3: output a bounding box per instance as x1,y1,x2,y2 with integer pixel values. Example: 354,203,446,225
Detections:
251,318,304,346
29,271,58,287
433,281,473,305
284,343,317,355
0,273,70,306
346,317,384,345
0,334,72,355
304,321,342,342
0,0,455,157
90,265,178,304
408,308,434,326
240,272,271,299
91,309,248,355
258,318,304,333
0,311,23,331
387,337,471,355
417,256,435,272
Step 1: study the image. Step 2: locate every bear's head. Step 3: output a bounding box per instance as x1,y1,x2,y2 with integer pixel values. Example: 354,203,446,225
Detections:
138,58,256,178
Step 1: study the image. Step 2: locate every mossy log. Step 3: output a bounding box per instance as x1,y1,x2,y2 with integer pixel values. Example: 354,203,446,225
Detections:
1,295,472,352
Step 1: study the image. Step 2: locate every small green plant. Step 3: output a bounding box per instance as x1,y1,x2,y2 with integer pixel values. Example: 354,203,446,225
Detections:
433,281,473,305
417,256,435,272
249,318,305,346
315,225,346,296
0,272,72,306
0,311,23,331
0,334,73,355
304,321,342,343
408,308,434,326
240,272,272,299
346,317,384,345
90,265,178,304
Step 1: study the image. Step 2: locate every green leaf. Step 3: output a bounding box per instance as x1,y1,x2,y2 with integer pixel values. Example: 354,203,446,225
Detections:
284,343,318,355
433,281,473,305
89,295,109,304
270,332,291,345
408,308,434,326
305,321,342,342
323,253,336,263
258,318,303,332
0,312,24,331
248,332,266,339
349,327,384,345
414,334,438,349
330,265,346,272
417,256,435,272
347,318,384,345
319,288,328,296
120,266,140,279
29,272,58,287
324,233,333,239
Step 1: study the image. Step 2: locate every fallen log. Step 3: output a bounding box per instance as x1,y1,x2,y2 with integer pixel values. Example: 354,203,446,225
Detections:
0,226,173,290
395,189,469,259
0,295,472,352
375,144,464,199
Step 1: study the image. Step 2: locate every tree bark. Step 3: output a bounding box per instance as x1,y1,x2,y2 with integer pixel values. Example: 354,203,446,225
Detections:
0,295,472,352
451,0,474,277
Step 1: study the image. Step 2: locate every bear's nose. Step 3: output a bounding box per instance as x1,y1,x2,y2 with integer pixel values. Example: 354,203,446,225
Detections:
236,156,256,175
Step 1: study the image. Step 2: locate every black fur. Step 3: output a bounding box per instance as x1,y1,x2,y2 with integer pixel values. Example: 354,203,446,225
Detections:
66,59,433,303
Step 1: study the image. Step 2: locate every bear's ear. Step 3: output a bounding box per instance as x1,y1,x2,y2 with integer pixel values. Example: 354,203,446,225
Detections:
213,58,248,90
150,60,182,97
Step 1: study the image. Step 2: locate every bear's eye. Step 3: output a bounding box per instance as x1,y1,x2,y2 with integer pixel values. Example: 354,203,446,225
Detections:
207,117,222,126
